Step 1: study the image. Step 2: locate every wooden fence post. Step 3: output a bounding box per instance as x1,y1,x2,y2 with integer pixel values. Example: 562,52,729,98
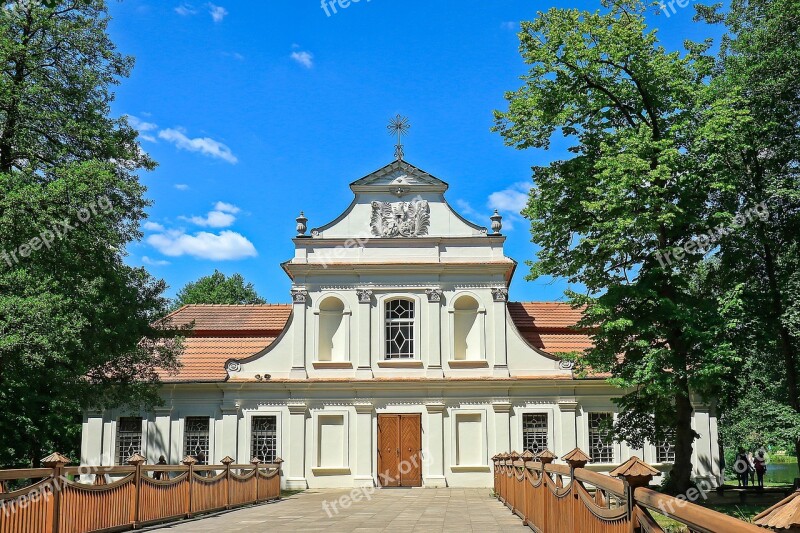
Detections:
251,458,261,503
536,449,556,532
562,447,591,532
609,456,659,533
127,453,147,528
182,456,197,518
520,450,535,526
42,452,70,533
221,456,234,509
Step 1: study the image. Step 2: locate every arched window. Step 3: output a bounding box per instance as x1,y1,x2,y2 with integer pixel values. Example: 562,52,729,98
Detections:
385,299,415,359
453,295,481,360
318,297,346,361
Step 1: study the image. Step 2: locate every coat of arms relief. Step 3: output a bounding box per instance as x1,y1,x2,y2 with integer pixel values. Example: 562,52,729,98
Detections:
370,200,430,237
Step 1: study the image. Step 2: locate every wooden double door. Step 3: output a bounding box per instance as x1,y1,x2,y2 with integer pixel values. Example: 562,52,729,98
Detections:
377,414,422,487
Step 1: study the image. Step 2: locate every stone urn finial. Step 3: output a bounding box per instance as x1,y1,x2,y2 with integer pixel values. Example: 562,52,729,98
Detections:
296,211,308,236
490,210,502,234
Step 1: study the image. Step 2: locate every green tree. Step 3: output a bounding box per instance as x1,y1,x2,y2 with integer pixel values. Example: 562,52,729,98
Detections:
494,1,741,492
0,1,181,468
173,270,266,309
697,0,800,470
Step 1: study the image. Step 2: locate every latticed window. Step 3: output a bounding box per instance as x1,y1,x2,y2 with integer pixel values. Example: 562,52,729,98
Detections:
251,416,277,463
116,417,142,465
184,417,210,464
385,299,414,358
588,413,614,463
656,432,676,463
522,414,548,455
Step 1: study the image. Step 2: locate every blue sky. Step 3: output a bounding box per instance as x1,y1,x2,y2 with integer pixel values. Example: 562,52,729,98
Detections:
107,0,718,304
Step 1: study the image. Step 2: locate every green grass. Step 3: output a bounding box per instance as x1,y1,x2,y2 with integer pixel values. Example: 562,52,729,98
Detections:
651,502,766,532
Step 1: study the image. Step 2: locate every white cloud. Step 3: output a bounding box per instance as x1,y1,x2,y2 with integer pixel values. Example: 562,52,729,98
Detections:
208,3,227,22
488,183,530,213
174,184,190,191
290,50,314,68
180,201,240,228
147,229,257,260
127,115,158,132
214,201,240,214
158,128,238,164
175,3,197,16
142,256,171,266
143,221,165,232
454,199,484,221
501,21,517,30
140,134,157,143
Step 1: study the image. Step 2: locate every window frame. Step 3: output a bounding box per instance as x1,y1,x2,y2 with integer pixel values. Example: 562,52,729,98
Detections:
115,416,143,465
521,413,549,455
183,416,211,465
382,297,418,360
250,415,279,464
587,412,615,464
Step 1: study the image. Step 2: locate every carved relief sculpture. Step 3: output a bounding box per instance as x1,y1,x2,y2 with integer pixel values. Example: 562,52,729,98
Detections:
370,200,430,238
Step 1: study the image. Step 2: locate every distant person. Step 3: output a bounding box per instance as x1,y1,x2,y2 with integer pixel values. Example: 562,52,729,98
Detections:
153,455,168,480
747,451,756,486
753,450,767,489
734,448,750,487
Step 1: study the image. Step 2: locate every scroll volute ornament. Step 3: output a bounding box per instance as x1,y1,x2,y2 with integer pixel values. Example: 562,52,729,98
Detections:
562,447,591,469
609,456,659,488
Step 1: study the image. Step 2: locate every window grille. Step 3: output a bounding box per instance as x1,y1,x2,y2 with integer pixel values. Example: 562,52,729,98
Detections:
588,413,614,463
184,417,210,464
522,414,548,455
656,432,676,463
251,416,277,463
385,299,414,358
116,417,142,465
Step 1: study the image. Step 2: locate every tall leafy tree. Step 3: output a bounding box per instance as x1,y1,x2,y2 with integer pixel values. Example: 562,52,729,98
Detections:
494,1,741,492
698,0,800,470
173,270,266,309
0,1,180,467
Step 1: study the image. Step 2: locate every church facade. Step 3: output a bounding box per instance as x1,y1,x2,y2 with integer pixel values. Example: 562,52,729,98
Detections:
80,159,723,489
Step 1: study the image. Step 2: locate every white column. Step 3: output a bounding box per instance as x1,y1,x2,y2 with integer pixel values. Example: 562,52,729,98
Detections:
491,288,509,377
149,407,173,463
290,289,309,379
81,410,105,468
356,290,373,379
692,403,718,485
557,399,579,454
219,402,240,463
427,289,444,378
286,402,308,489
425,402,447,487
353,402,374,486
492,401,512,455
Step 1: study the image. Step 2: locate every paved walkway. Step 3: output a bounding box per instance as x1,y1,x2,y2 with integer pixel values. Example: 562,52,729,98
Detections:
152,488,528,532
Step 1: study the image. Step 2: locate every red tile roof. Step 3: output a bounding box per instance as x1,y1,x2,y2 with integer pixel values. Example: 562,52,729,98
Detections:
160,301,593,382
508,302,593,354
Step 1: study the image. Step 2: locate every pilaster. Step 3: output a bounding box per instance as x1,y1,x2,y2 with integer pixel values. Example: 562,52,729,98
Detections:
425,402,447,487
557,399,579,454
286,402,308,489
353,402,374,486
290,289,309,379
491,288,509,377
426,288,444,378
356,290,373,379
150,406,173,464
492,401,512,456
220,402,240,463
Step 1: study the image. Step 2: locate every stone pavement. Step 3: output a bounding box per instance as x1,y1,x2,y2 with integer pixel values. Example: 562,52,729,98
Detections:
152,487,529,532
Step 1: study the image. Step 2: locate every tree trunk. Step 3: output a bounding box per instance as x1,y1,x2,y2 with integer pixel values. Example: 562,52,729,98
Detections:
669,384,695,494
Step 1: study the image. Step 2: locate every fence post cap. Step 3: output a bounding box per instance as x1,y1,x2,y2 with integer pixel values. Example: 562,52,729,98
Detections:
220,456,235,465
509,450,521,460
562,447,591,468
609,456,659,488
182,455,198,465
250,457,261,465
127,453,147,466
274,456,284,464
520,450,536,461
536,449,557,464
41,452,71,467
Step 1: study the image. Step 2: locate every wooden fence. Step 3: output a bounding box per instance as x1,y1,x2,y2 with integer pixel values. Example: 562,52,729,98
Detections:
493,449,767,533
0,452,282,533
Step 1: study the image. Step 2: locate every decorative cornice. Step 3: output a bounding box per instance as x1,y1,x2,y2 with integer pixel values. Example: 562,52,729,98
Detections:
491,288,509,302
356,289,373,304
425,401,446,413
353,401,374,414
492,401,513,413
287,402,308,415
558,399,580,412
426,288,443,303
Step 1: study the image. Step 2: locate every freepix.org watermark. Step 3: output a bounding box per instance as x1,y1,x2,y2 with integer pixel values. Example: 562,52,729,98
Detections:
320,0,371,17
1,196,113,268
654,202,768,268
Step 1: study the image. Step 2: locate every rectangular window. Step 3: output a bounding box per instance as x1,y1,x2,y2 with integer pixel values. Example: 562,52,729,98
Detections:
116,417,142,465
522,413,548,455
385,299,415,358
588,413,614,463
183,417,210,465
656,432,676,463
251,416,277,463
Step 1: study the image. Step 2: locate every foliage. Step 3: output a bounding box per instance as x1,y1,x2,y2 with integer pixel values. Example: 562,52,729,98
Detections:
172,270,266,309
0,1,180,468
493,0,743,493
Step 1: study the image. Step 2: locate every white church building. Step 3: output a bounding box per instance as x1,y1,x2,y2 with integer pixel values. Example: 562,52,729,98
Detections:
80,158,722,489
